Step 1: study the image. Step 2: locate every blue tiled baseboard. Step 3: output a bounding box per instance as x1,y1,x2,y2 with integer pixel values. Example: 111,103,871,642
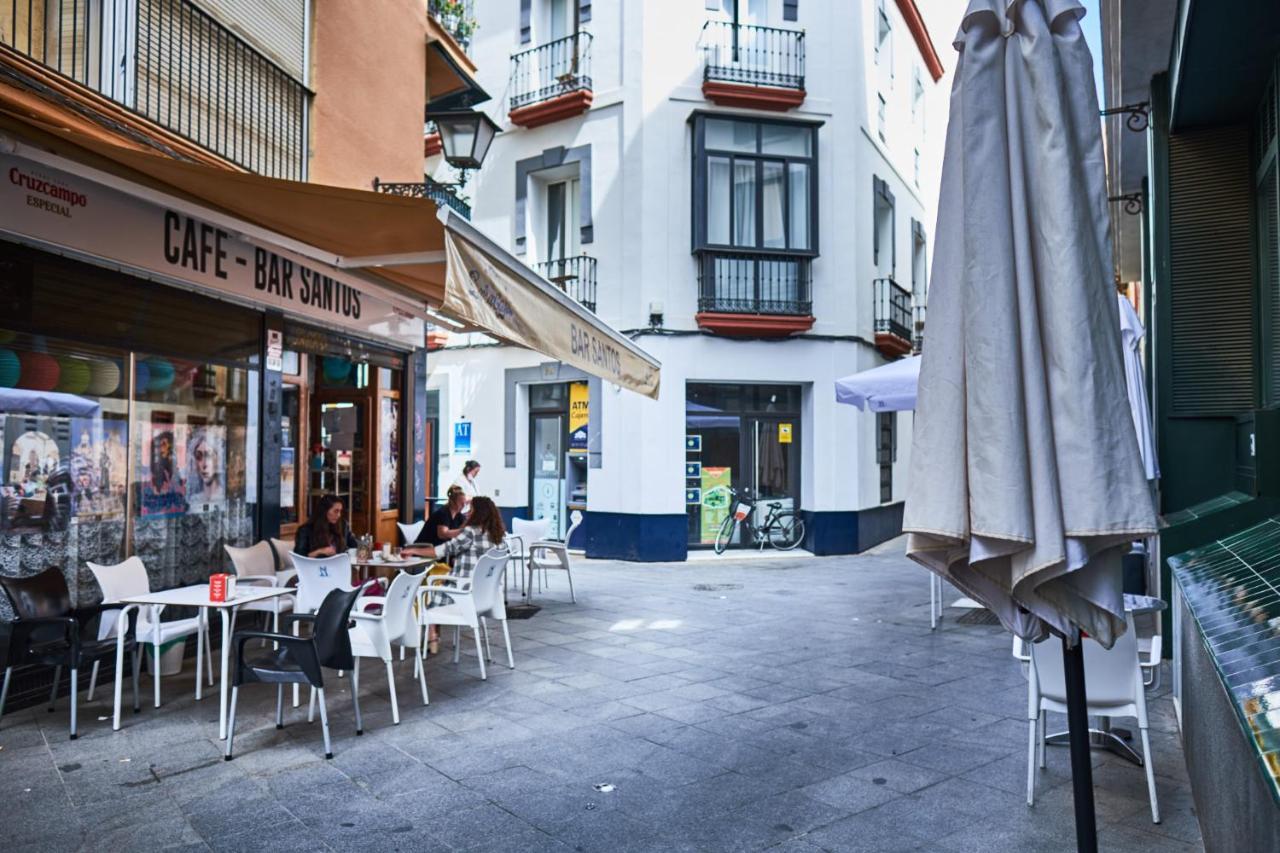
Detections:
801,503,903,555
584,512,688,562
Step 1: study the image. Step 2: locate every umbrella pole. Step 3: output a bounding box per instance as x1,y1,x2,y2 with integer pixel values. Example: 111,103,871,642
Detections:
1061,631,1098,853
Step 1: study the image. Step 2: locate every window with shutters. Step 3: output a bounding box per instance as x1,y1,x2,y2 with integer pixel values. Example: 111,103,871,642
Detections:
1256,73,1280,406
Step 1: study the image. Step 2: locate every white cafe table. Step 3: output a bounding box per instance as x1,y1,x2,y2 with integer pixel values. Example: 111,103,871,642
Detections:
110,583,294,739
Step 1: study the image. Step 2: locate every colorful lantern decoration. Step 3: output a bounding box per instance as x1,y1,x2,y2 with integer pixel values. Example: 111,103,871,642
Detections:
87,359,121,396
146,357,175,392
55,356,92,394
322,356,352,384
134,360,151,395
0,349,19,388
17,351,59,391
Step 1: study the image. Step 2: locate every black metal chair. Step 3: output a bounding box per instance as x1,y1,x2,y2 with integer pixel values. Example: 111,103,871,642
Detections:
0,566,140,739
224,585,362,761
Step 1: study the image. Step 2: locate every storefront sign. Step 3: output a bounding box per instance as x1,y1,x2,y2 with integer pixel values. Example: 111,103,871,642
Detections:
266,329,284,372
779,423,793,444
0,155,425,349
452,421,471,455
568,382,589,453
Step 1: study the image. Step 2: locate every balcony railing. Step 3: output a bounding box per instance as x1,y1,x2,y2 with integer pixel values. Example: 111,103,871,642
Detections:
510,31,593,111
534,254,597,313
698,252,812,315
700,21,805,90
0,0,309,180
874,277,913,343
912,301,927,352
429,0,476,52
372,176,471,219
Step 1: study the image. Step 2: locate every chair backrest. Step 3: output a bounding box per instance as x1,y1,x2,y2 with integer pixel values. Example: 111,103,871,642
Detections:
380,569,426,640
224,541,276,579
269,538,296,571
313,586,362,671
512,517,552,543
86,556,151,603
0,567,72,619
564,510,584,546
471,547,510,614
398,521,426,546
292,553,354,613
1031,619,1141,708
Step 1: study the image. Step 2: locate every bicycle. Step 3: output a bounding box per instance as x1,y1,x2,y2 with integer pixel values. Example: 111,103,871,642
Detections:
710,486,805,555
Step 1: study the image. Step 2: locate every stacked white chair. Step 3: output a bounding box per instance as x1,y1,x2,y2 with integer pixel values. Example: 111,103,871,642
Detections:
1026,616,1160,823
418,546,513,680
225,542,295,630
509,517,552,596
86,557,213,707
527,510,582,602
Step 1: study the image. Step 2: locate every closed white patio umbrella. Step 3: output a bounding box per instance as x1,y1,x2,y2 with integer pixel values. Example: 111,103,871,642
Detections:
902,2,1157,848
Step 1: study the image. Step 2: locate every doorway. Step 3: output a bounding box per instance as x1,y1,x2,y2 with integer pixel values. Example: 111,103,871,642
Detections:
685,384,801,548
527,381,589,539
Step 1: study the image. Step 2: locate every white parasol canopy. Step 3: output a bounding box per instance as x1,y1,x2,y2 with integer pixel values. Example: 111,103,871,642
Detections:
834,356,921,412
902,0,1157,647
1117,294,1159,481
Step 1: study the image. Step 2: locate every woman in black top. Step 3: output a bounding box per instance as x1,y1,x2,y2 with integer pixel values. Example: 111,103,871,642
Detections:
295,493,358,557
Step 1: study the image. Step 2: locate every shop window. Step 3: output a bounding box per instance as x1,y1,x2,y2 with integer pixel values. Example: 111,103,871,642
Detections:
0,330,129,607
912,64,925,129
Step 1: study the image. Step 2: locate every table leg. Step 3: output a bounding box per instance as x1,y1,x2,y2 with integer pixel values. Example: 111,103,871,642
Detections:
112,605,132,731
152,605,162,709
195,608,204,702
219,608,231,740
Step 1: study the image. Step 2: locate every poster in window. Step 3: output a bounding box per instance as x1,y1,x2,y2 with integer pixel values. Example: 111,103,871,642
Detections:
69,416,127,517
699,466,732,545
139,422,187,517
568,382,589,453
9,429,60,491
380,397,399,511
280,447,296,510
185,424,226,510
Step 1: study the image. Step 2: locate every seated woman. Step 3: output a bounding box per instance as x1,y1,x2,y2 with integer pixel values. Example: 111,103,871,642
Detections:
403,485,467,554
412,495,506,653
295,493,358,558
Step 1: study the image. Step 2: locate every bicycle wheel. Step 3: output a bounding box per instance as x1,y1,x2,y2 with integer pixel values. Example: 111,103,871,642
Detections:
768,512,806,550
714,515,737,554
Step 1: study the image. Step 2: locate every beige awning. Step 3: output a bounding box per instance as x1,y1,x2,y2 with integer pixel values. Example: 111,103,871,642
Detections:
439,209,661,399
0,94,660,395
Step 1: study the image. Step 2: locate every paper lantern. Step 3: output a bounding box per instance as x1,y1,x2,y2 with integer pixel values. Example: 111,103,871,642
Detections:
134,360,151,395
146,358,175,392
17,351,59,391
87,359,121,396
322,356,352,384
0,349,18,388
55,357,92,394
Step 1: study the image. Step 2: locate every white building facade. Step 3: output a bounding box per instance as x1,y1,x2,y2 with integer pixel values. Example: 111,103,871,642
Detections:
428,0,955,561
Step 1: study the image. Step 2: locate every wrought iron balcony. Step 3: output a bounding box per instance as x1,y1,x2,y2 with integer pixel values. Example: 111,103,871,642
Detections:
372,176,471,219
697,252,812,316
534,255,597,313
912,302,927,353
874,277,913,357
509,31,593,120
700,21,805,91
1,0,309,180
429,0,477,52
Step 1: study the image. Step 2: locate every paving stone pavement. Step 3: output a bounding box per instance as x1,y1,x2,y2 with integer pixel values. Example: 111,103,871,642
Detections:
0,541,1203,852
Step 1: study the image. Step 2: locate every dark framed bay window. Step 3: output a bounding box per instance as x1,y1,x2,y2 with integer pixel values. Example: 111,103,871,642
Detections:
691,113,820,315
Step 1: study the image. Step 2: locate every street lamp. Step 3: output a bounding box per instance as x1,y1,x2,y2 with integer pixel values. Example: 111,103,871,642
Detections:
429,109,500,171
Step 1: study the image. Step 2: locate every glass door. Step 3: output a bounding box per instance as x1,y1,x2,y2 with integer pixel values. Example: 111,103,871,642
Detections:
313,398,367,535
530,413,565,536
747,417,799,530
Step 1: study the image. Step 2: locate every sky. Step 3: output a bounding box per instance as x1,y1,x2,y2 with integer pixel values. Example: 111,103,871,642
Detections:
1080,0,1107,104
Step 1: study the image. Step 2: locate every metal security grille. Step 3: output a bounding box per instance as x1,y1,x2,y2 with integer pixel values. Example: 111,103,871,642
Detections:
1168,125,1256,415
700,21,804,90
533,255,597,313
509,31,592,111
873,277,912,342
697,251,811,315
0,0,308,180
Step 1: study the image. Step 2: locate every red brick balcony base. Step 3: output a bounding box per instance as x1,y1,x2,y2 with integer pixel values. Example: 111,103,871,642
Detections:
696,312,815,337
702,81,806,111
424,133,443,157
509,89,594,128
875,332,912,358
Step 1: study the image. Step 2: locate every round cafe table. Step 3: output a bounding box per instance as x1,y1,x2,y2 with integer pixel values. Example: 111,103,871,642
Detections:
350,556,431,584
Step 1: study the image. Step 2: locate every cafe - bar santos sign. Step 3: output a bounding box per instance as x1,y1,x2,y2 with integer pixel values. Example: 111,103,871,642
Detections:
0,156,425,348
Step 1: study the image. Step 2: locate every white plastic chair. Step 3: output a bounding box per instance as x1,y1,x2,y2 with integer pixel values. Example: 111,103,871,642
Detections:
398,521,426,547
509,517,552,595
1026,619,1159,823
86,557,213,708
527,511,582,602
268,538,300,584
225,542,295,626
347,569,429,729
418,547,513,680
290,553,354,707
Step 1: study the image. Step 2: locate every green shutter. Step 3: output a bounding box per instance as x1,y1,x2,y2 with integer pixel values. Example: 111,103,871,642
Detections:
1168,125,1256,415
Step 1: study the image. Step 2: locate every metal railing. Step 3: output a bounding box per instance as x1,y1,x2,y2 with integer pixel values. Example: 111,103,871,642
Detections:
0,0,309,180
534,254,597,312
372,176,471,218
874,277,913,342
700,21,805,90
428,0,476,52
509,31,592,111
912,301,927,353
698,252,812,315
